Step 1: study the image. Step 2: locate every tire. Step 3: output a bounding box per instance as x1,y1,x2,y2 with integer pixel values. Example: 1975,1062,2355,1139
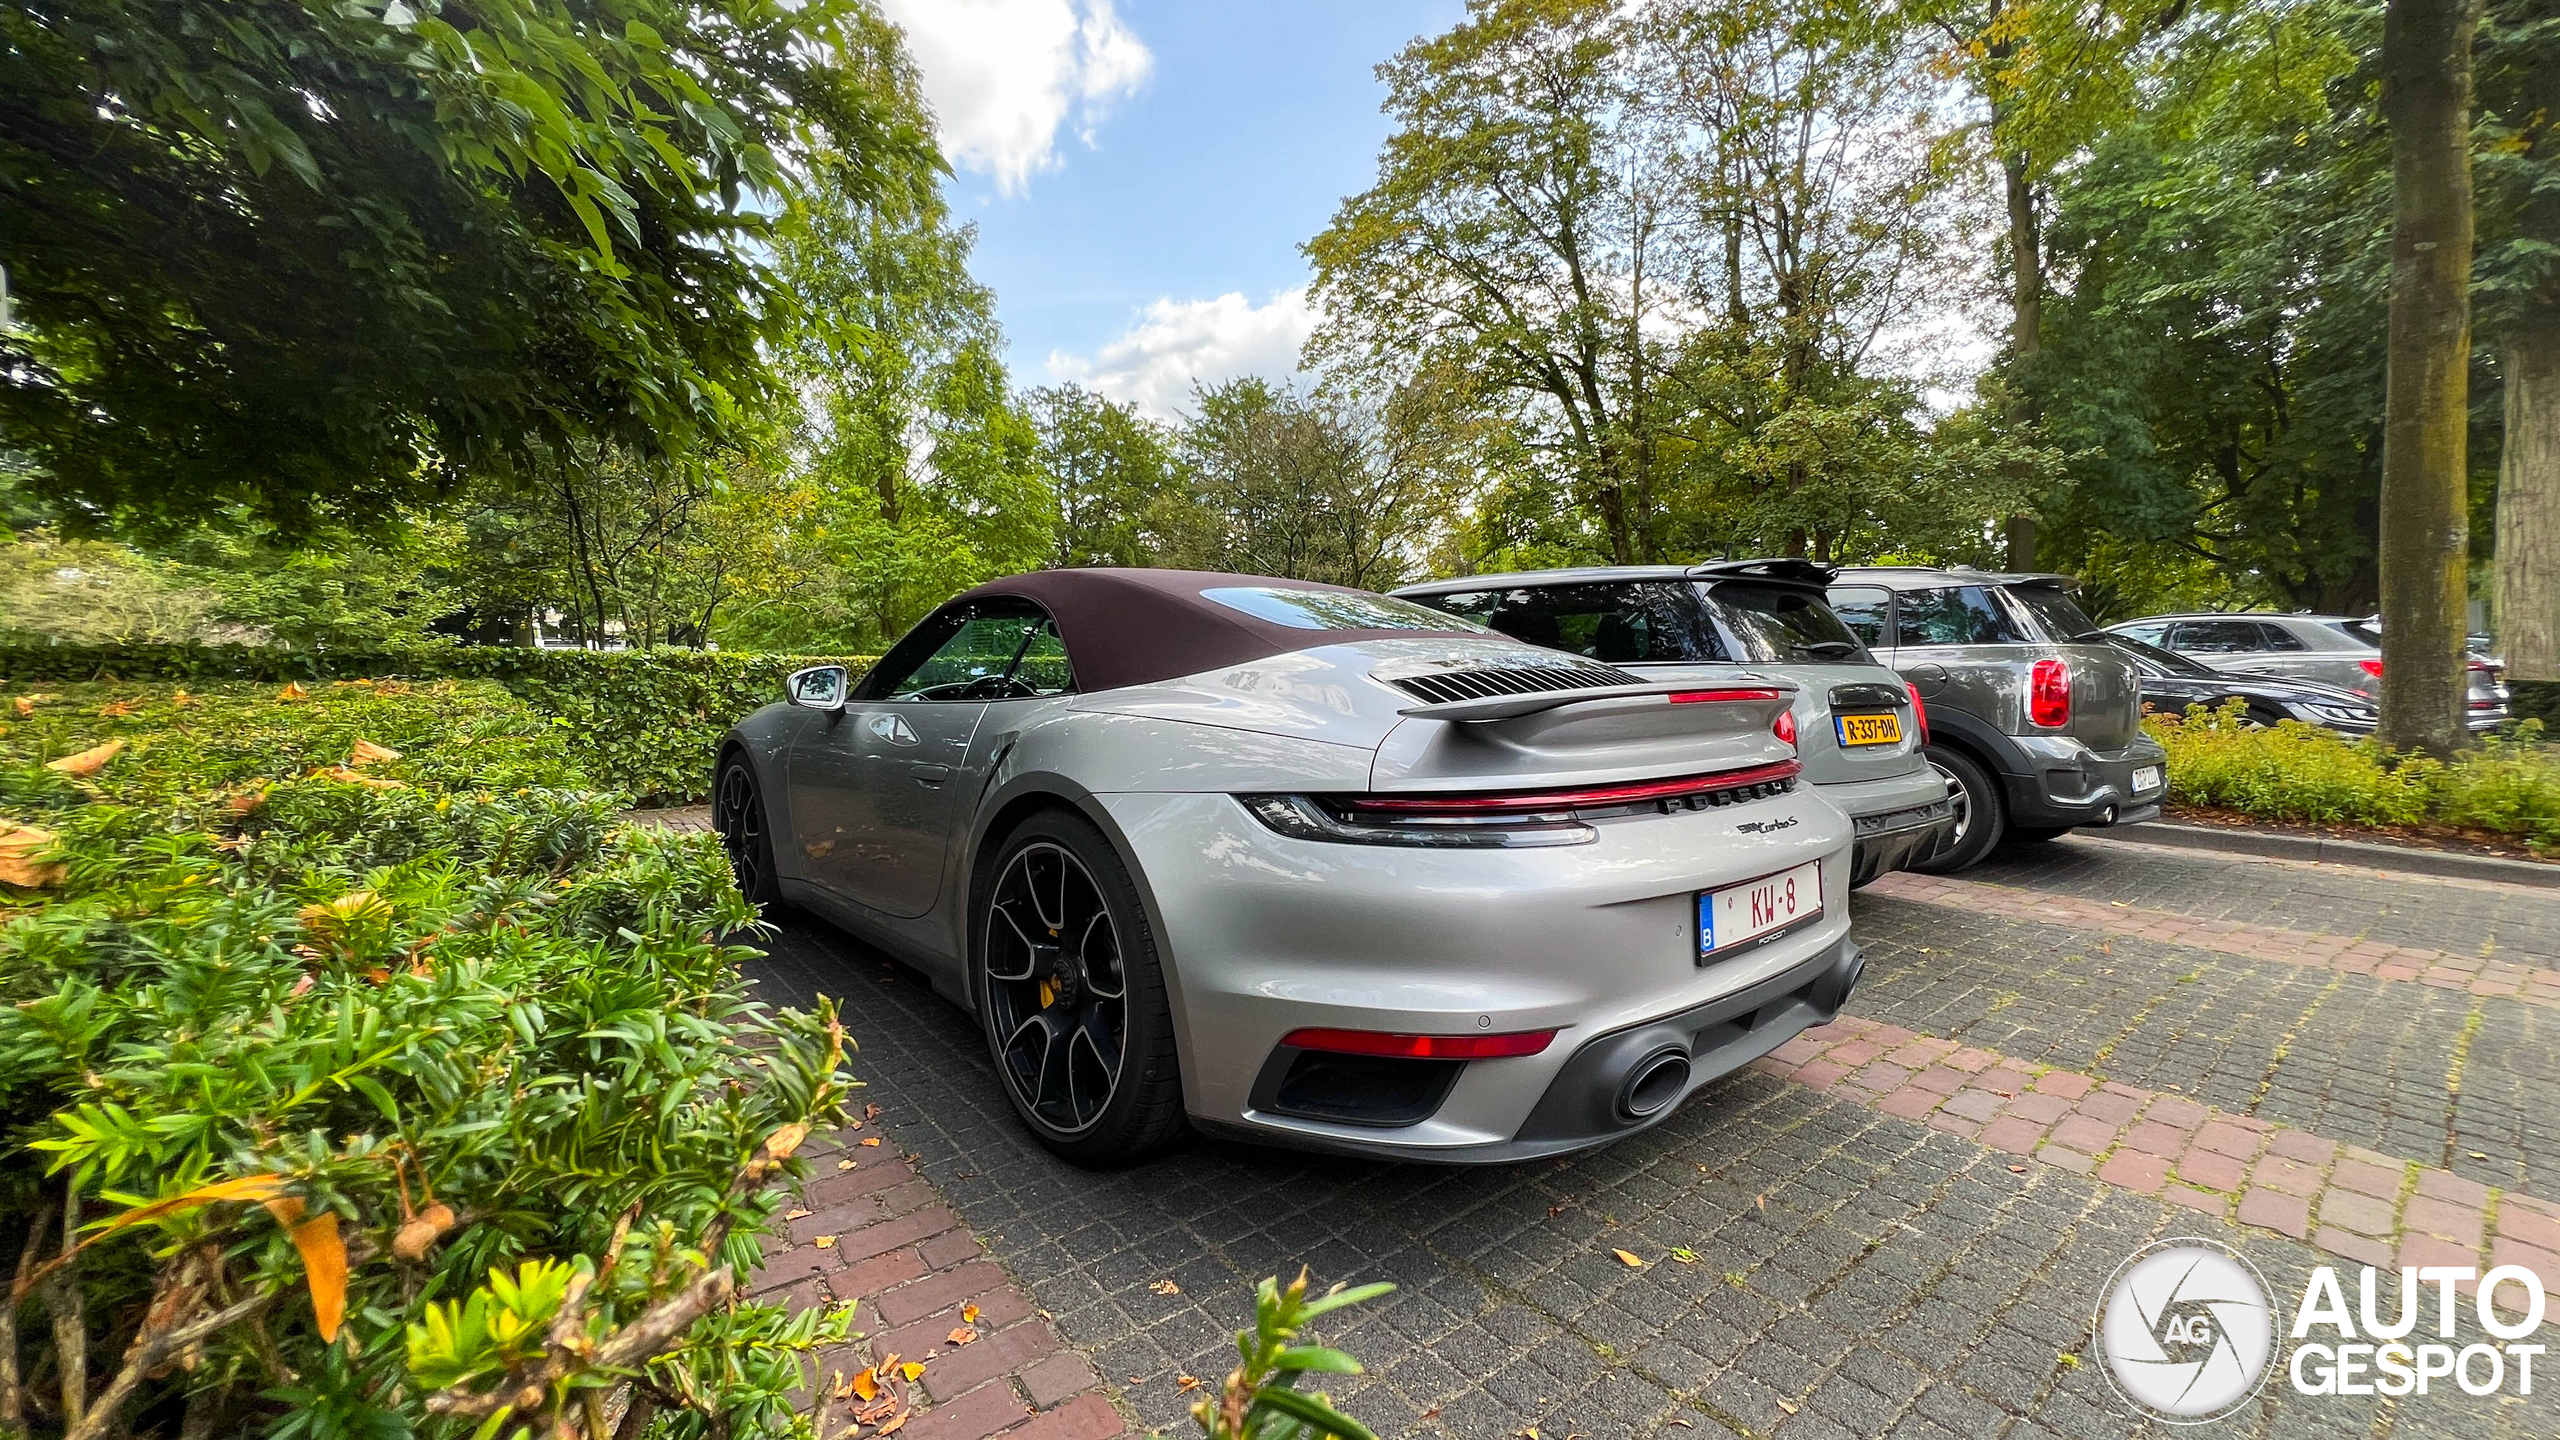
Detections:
974,809,1186,1167
713,755,780,906
1911,745,2006,874
2002,826,2073,845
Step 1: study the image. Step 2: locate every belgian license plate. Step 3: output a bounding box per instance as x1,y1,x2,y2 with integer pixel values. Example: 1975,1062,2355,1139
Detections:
1835,712,1903,747
2132,765,2162,795
1699,860,1823,961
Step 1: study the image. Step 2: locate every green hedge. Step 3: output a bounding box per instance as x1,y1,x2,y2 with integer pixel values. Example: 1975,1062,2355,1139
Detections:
2147,703,2560,852
0,644,875,804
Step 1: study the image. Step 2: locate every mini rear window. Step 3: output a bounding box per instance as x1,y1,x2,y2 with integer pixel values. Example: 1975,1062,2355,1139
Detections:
2003,585,2102,644
1895,587,2029,646
1199,586,1486,632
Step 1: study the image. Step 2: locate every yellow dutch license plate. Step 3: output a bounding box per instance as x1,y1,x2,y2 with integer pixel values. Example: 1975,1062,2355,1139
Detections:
1835,712,1903,747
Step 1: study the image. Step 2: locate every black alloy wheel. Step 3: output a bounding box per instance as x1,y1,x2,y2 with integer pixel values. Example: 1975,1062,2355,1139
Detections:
977,810,1185,1165
714,758,779,905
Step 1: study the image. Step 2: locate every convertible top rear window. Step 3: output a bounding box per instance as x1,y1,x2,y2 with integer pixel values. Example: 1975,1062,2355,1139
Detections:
1202,586,1488,633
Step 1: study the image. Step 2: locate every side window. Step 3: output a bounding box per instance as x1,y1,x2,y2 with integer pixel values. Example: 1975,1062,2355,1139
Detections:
1894,587,2026,646
864,600,1069,701
1826,586,1894,649
2170,620,2263,654
2113,622,2170,646
1417,590,1502,626
2256,622,2308,652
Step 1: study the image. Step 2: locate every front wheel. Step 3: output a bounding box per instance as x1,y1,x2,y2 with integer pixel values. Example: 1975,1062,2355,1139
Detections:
976,810,1186,1167
1910,746,2006,874
713,755,780,905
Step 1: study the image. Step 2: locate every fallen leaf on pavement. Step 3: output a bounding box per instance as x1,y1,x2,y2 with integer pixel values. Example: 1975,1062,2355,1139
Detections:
2008,1165,2027,1174
1177,1374,1200,1389
899,1362,925,1382
1669,1247,1698,1264
786,1208,812,1220
838,1159,856,1170
813,1235,836,1249
1754,1193,1765,1212
1150,1279,1179,1295
961,1302,980,1324
1612,1248,1642,1267
947,1326,977,1346
876,1414,908,1436
860,1137,882,1148
1777,1399,1798,1415
850,1366,879,1401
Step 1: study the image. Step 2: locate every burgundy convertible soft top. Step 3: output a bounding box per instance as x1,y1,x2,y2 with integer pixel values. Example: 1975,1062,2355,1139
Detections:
944,568,1487,695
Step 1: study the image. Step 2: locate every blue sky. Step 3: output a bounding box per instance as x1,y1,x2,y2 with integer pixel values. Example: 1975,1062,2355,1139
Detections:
879,0,1466,417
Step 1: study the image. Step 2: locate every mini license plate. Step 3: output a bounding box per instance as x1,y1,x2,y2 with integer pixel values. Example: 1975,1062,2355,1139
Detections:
1835,712,1903,747
2132,765,2163,795
1699,860,1823,961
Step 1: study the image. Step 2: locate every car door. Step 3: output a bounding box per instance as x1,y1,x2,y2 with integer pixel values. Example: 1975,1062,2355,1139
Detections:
2237,620,2330,684
792,599,1052,919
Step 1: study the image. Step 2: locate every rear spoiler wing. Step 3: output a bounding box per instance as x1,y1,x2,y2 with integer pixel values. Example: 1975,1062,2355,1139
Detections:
1397,681,1794,723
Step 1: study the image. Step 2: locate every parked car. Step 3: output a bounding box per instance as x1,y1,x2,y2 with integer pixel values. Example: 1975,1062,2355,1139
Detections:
2104,613,2510,730
1391,560,1953,888
1824,567,2168,872
714,569,1865,1165
2100,633,2381,734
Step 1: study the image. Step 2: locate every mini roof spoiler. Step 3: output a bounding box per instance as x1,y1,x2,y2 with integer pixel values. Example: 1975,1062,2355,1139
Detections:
1686,558,1837,588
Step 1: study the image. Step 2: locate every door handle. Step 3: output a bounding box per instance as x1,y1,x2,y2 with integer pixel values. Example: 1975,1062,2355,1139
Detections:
910,765,952,785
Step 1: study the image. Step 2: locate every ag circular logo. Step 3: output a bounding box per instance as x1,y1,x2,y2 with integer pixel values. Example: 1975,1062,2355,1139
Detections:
2096,1238,2276,1423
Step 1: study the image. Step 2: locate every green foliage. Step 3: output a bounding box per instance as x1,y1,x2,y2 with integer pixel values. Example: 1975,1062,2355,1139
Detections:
2146,703,2560,849
0,677,859,1439
0,649,875,804
0,0,930,538
1191,1271,1392,1440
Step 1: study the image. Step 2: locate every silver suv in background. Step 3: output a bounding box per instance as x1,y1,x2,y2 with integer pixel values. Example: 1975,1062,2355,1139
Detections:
1394,560,1955,887
2104,613,2511,731
1826,568,2168,872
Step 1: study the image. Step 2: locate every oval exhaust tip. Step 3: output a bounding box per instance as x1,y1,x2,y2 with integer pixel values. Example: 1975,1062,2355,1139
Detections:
1618,1049,1692,1121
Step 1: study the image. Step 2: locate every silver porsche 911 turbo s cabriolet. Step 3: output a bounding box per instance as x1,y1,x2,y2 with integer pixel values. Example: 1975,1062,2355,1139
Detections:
713,569,1866,1166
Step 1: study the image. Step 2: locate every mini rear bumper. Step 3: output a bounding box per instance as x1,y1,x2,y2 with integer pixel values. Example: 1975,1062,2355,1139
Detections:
2004,733,2168,829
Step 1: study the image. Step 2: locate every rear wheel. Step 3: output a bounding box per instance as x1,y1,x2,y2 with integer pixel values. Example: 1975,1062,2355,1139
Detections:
1911,746,2005,874
713,756,779,905
976,810,1185,1167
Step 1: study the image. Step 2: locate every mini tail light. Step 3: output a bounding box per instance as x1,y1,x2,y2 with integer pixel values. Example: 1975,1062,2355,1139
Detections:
1906,682,1929,743
2029,658,2070,728
1772,708,1797,747
1281,1027,1558,1060
2359,659,2385,679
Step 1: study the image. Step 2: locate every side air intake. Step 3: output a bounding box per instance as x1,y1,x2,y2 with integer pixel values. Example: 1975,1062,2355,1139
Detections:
1388,663,1638,706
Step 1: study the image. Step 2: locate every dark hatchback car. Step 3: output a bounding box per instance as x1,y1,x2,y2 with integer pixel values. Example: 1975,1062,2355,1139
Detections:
2099,633,2381,734
1826,568,2168,872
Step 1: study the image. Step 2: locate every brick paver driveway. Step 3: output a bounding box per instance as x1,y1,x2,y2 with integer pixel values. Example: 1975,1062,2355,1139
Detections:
740,835,2559,1440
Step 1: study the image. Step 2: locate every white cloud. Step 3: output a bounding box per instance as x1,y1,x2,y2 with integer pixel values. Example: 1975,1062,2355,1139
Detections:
880,0,1151,194
1047,289,1321,419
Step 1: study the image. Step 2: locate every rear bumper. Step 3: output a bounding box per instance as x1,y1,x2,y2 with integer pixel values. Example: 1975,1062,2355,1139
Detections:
2003,733,2169,829
1815,768,1957,884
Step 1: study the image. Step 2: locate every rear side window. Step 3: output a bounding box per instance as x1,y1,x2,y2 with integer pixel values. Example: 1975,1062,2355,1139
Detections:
2112,621,2170,646
1894,587,2027,646
1705,582,1870,663
2003,585,2101,643
1432,582,1731,663
2170,619,2266,654
1827,587,1892,648
2257,622,2309,652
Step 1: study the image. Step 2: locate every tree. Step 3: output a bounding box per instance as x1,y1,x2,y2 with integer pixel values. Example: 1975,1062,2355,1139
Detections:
2480,0,2560,723
1027,384,1182,569
0,0,927,536
2376,0,2483,753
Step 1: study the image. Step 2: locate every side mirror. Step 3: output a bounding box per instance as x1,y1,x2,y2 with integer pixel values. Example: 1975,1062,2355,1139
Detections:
787,665,849,712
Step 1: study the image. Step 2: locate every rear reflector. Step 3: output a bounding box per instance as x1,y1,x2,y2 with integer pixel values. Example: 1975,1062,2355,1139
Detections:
1281,1027,1558,1060
1350,760,1803,816
1669,687,1785,704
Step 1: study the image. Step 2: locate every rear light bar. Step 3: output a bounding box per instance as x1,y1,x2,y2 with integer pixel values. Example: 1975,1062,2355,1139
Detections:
1348,761,1802,816
1906,682,1929,744
1669,687,1785,704
1281,1027,1557,1060
2029,658,2071,728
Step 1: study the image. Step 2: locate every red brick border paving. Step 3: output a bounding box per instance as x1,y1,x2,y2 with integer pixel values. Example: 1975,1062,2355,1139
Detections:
1866,871,2560,1009
1755,1016,2560,1294
748,1124,1124,1440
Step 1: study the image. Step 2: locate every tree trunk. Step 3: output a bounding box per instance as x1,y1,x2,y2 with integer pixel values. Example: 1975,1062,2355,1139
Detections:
2375,0,2480,756
2495,314,2560,725
1999,145,2041,572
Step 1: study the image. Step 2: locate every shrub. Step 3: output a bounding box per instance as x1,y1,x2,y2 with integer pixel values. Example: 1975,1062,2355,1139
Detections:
0,648,878,804
2145,703,2560,852
0,683,859,1439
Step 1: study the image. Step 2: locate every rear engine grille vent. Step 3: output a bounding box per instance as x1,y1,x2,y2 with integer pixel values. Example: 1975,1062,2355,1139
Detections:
1390,663,1638,706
